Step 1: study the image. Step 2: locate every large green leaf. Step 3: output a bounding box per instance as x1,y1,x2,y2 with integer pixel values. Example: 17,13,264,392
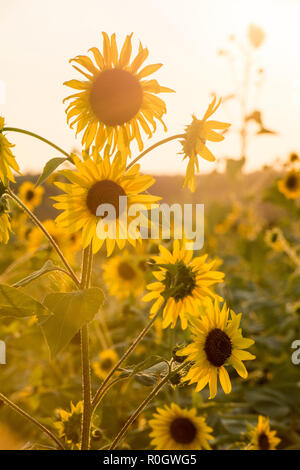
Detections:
0,284,51,318
41,288,104,358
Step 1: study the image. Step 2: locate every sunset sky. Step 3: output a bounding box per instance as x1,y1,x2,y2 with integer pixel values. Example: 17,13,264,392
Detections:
1,0,300,176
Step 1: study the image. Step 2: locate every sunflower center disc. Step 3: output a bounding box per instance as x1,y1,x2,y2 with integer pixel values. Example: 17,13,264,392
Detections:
286,175,298,190
26,190,35,201
258,432,270,450
118,261,136,280
86,179,126,218
90,69,143,126
170,418,197,444
164,262,196,301
100,358,113,371
204,328,232,367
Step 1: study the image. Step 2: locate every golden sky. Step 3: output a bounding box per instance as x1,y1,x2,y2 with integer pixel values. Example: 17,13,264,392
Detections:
1,0,300,175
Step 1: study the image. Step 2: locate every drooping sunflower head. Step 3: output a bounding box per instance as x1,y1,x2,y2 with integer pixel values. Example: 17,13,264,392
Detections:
18,181,44,210
149,403,213,450
102,250,146,300
178,299,255,399
247,24,265,48
0,117,20,185
278,170,300,199
179,97,230,192
53,151,160,256
64,33,173,158
92,349,119,381
248,415,280,450
143,240,224,329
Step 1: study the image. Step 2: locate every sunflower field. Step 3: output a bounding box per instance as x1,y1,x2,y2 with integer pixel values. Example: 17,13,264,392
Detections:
0,20,300,453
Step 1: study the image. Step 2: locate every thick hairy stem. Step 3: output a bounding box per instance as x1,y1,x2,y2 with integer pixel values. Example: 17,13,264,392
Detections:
5,190,80,288
80,245,93,450
109,362,187,450
92,309,162,410
2,127,71,159
0,392,64,450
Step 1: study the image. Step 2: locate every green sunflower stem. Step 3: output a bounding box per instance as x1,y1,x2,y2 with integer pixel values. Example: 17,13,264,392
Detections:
92,308,163,411
2,127,71,159
108,362,187,450
5,189,80,288
80,245,93,450
0,392,65,450
126,134,185,170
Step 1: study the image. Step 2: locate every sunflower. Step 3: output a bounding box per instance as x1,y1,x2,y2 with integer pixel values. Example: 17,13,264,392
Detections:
102,250,146,300
55,401,83,449
0,117,20,184
143,240,224,329
248,415,280,450
64,32,173,158
177,299,255,399
53,151,160,256
264,227,284,252
18,181,44,210
149,403,213,450
0,208,12,244
92,349,119,381
180,96,230,192
278,170,300,199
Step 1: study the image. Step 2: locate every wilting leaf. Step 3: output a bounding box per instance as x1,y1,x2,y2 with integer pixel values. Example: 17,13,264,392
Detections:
41,288,104,358
35,157,68,186
0,284,51,318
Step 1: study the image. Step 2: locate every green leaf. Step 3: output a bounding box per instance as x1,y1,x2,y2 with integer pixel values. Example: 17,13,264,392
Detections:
41,288,104,358
0,284,51,318
35,157,68,186
13,260,64,288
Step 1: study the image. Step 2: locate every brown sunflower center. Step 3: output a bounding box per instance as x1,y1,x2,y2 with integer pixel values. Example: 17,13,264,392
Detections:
86,180,126,218
118,261,136,280
100,358,114,371
271,232,278,243
204,328,232,367
170,417,197,444
258,432,270,450
286,175,298,191
26,190,35,202
89,69,143,126
163,261,196,302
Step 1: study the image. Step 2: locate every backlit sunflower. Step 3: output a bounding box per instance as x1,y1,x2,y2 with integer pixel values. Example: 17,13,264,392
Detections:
92,349,119,381
102,250,146,300
0,117,20,184
53,152,160,256
18,181,44,210
149,403,213,450
248,416,280,450
178,299,255,399
143,240,224,329
64,32,173,158
55,401,83,449
278,170,300,199
180,96,230,192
